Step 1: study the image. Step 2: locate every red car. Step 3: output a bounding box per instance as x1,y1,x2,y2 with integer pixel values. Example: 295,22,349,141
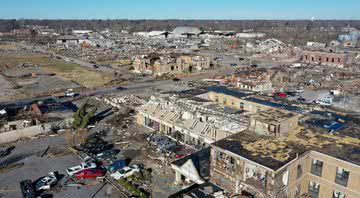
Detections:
74,168,106,179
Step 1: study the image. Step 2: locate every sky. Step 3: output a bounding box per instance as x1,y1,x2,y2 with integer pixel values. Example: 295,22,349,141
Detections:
0,0,359,20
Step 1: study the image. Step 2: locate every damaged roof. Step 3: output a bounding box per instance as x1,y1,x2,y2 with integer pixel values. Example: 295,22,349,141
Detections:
251,110,298,124
212,128,360,170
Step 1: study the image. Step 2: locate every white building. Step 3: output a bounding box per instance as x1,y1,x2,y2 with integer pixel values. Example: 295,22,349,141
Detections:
236,33,266,38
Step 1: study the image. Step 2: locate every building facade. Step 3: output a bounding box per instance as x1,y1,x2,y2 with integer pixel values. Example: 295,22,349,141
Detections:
302,51,353,68
207,87,301,114
249,110,299,137
237,81,273,92
210,128,360,198
136,95,248,148
133,54,211,76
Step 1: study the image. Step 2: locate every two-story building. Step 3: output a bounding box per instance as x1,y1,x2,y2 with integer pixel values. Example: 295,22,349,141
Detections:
133,53,211,76
302,51,354,68
136,94,248,148
210,127,360,198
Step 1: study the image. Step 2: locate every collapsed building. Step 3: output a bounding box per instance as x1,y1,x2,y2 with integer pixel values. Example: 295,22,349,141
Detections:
133,53,211,76
136,94,248,148
258,39,285,53
234,68,273,92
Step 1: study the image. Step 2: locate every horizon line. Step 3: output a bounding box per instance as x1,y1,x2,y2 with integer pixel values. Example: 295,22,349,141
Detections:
1,18,360,21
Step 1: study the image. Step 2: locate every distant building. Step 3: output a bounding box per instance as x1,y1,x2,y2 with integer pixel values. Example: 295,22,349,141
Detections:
13,29,33,35
338,31,358,47
133,53,210,76
306,42,327,48
171,27,202,38
303,51,354,68
236,33,266,38
56,35,80,45
72,30,93,35
37,28,56,35
236,81,272,92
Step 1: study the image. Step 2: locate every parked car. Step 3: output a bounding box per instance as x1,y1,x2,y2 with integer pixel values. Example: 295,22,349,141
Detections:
172,78,181,82
157,140,176,150
95,149,120,161
0,146,15,158
315,97,333,106
107,159,128,173
84,136,105,145
295,87,304,93
20,180,36,198
149,135,170,145
66,162,97,176
64,89,76,97
81,142,113,155
274,92,287,98
286,91,299,97
116,86,127,91
110,165,142,180
35,172,57,191
74,168,106,179
297,97,306,103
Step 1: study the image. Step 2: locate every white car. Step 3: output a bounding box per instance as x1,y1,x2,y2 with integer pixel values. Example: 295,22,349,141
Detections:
110,165,141,180
64,89,75,97
66,162,97,176
35,172,57,191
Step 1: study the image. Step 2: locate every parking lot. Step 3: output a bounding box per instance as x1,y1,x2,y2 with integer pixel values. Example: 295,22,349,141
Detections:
0,100,195,198
0,134,124,198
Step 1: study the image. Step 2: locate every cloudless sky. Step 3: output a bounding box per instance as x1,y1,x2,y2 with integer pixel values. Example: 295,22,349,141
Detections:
0,0,359,20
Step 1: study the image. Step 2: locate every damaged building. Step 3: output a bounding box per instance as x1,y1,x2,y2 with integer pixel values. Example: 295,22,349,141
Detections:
210,126,360,198
249,110,299,137
170,102,360,198
207,86,302,114
133,53,211,76
136,94,248,148
302,50,354,68
56,35,80,45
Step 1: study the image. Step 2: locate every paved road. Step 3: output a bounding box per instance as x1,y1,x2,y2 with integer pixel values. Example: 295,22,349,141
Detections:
0,72,214,109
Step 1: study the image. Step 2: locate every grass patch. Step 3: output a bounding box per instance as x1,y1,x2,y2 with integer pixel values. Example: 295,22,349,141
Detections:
0,55,112,88
117,179,148,198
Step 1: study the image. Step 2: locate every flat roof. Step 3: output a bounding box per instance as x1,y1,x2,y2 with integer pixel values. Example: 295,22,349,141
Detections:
212,128,360,170
305,111,353,132
208,86,303,113
251,110,297,124
245,97,303,113
208,86,250,98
